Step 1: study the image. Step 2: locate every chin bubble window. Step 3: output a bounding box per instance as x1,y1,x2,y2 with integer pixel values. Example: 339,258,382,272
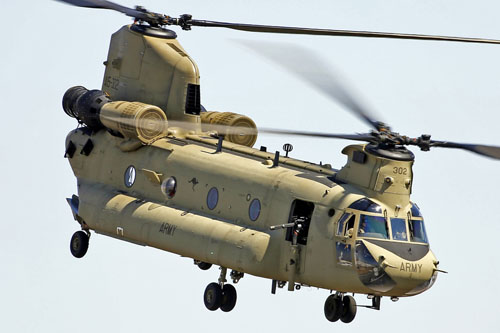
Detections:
207,187,219,210
249,198,261,221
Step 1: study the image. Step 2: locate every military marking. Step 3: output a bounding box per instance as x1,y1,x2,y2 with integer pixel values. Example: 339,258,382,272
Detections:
400,261,422,273
188,177,199,191
159,222,177,236
103,75,120,90
393,167,408,175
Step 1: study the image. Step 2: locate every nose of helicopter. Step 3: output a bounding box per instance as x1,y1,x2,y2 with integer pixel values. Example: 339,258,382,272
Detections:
355,240,438,296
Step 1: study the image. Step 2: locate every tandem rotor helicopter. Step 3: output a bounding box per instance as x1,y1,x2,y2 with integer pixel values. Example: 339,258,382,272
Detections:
57,0,500,324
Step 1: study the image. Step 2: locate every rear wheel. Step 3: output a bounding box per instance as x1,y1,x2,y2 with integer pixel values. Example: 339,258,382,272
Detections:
204,283,223,311
197,262,212,270
220,284,237,312
70,231,89,258
324,294,343,322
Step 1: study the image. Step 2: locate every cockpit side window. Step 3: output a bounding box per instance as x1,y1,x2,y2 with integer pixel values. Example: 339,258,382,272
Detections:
345,215,355,237
410,203,423,218
336,213,351,236
358,215,389,239
409,219,428,243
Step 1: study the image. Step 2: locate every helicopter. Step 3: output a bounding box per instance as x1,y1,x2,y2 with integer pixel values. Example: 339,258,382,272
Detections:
56,0,500,324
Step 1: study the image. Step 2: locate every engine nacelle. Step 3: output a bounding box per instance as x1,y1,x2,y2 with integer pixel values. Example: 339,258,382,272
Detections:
200,111,257,147
63,86,168,144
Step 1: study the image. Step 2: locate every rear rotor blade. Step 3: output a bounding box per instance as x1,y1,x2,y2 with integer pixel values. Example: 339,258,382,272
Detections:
191,20,500,45
430,141,500,160
238,41,384,131
55,0,149,20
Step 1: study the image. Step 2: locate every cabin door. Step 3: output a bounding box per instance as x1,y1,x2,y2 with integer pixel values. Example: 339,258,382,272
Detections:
281,199,314,290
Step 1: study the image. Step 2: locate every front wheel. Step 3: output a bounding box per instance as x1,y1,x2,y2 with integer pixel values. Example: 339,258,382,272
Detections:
324,294,342,322
70,231,89,258
220,284,237,312
340,295,357,323
204,283,223,311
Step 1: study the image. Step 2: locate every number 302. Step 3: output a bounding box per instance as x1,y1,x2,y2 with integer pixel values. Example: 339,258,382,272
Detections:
393,167,408,175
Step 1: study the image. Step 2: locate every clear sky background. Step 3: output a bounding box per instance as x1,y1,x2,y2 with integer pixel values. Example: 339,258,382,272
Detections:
1,1,500,332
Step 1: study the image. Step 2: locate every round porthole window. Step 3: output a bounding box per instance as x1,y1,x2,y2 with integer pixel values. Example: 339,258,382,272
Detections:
249,198,261,221
161,177,177,198
207,187,219,210
124,165,136,188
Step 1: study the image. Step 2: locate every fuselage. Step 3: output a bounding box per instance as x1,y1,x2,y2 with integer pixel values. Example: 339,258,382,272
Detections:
66,126,438,297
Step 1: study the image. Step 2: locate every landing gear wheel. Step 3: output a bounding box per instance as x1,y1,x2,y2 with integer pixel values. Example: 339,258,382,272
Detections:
220,284,237,312
70,231,89,258
204,283,223,311
340,295,357,323
198,262,212,270
324,294,343,322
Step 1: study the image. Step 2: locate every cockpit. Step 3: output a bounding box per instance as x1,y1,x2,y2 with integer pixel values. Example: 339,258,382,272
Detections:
334,197,436,295
336,198,428,244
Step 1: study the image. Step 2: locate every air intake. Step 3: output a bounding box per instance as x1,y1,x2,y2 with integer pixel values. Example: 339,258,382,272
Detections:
185,84,201,115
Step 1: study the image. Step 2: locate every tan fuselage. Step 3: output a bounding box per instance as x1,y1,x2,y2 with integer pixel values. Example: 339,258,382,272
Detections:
66,127,436,297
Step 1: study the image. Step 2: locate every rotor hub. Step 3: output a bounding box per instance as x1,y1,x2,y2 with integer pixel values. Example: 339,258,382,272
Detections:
365,144,415,162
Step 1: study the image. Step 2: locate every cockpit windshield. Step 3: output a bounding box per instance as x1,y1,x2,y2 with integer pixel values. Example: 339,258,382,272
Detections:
358,215,389,239
344,198,429,244
390,218,408,241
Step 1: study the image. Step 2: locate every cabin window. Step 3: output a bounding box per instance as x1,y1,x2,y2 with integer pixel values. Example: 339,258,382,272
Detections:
207,187,219,210
249,198,261,221
390,218,408,241
358,215,389,239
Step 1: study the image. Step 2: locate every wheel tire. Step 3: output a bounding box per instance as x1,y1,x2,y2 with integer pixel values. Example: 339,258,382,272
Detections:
324,294,343,322
197,262,212,270
204,283,223,311
220,284,237,312
340,295,357,323
70,231,89,258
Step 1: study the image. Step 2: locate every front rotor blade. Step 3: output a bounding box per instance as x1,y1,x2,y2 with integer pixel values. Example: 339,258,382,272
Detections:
259,128,374,142
238,41,383,131
431,141,500,160
191,20,500,45
102,114,373,142
55,0,149,20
